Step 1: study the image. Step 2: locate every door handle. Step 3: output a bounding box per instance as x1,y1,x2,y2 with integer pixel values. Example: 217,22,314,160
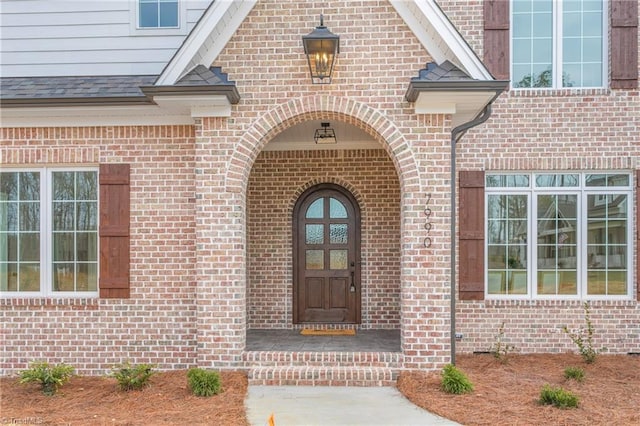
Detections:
350,261,356,292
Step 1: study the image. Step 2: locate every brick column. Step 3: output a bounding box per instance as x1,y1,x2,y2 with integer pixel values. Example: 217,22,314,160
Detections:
194,117,246,368
400,114,453,370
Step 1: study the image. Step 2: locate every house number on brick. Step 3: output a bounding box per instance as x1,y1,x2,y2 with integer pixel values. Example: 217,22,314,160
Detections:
423,193,432,248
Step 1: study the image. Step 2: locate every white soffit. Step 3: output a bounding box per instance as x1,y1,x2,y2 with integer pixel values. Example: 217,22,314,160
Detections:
414,91,497,128
156,0,257,85
152,94,232,117
389,0,493,80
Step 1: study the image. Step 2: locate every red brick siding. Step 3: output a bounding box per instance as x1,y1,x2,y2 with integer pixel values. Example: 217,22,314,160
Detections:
1,0,638,375
0,126,198,374
247,149,401,329
455,90,640,355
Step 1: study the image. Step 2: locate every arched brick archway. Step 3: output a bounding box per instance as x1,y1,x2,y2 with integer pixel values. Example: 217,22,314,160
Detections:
242,96,420,334
224,95,421,196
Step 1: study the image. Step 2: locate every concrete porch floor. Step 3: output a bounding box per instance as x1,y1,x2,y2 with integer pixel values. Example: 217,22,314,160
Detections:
246,329,401,352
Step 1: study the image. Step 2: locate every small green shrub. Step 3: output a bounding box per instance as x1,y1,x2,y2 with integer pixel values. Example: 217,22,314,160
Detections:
441,364,473,395
538,384,579,409
564,366,585,382
110,362,155,391
187,368,222,397
19,361,75,396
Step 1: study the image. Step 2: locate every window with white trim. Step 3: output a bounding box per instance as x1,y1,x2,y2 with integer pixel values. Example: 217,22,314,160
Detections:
486,172,632,299
1,168,99,297
139,0,179,28
511,0,606,88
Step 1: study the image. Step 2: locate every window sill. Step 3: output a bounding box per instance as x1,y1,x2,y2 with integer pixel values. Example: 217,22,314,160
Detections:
0,297,100,308
509,87,610,98
130,26,188,36
479,298,636,307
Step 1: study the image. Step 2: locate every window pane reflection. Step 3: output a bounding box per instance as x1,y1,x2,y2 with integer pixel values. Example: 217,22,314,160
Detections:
487,194,528,295
586,194,628,295
159,1,178,27
329,198,347,218
586,174,629,187
306,250,324,270
535,174,578,187
330,250,347,270
305,224,324,244
53,172,75,200
53,263,74,291
76,263,98,291
1,172,41,292
306,199,323,219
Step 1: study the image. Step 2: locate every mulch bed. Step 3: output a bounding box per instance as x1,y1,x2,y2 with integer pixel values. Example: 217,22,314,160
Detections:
0,371,248,426
397,353,640,426
2,354,638,425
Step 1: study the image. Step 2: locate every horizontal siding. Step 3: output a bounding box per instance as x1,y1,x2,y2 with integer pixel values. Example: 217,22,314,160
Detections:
4,48,184,66
0,1,130,14
0,0,209,77
1,23,134,39
1,36,189,52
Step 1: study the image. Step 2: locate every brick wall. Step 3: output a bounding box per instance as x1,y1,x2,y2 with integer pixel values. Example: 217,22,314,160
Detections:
247,149,401,329
1,0,638,375
0,126,198,375
454,75,640,354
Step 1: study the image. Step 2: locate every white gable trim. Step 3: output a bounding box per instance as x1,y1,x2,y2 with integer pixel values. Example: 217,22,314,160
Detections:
156,0,257,85
389,0,492,80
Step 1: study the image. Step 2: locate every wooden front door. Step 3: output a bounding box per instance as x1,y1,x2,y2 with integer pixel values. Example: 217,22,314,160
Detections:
293,184,361,324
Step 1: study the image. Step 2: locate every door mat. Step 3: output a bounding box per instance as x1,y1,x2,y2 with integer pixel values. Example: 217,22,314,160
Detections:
300,329,356,336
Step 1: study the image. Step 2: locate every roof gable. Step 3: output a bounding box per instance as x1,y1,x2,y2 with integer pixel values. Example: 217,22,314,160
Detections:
389,0,493,80
156,0,258,85
157,0,494,85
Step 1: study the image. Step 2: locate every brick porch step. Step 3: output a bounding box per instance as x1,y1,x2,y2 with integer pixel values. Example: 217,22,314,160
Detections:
243,350,404,386
248,366,400,386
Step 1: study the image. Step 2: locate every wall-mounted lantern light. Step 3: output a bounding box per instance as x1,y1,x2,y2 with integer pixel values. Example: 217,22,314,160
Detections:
314,122,337,144
302,15,340,84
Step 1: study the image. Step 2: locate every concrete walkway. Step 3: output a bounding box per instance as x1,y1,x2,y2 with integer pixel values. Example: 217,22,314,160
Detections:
246,386,460,426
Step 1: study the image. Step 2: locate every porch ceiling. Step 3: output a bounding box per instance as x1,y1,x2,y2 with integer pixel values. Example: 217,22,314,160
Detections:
264,120,379,151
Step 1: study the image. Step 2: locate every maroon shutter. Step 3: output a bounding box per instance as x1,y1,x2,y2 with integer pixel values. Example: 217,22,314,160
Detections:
459,171,485,300
484,0,510,80
637,171,640,301
611,1,638,89
99,164,130,298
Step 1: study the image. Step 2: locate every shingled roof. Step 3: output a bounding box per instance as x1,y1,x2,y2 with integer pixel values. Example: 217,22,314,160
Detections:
405,61,508,103
411,60,475,82
0,66,239,107
0,75,156,107
141,66,240,104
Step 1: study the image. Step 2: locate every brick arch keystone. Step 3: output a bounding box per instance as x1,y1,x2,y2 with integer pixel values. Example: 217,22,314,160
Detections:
224,95,421,195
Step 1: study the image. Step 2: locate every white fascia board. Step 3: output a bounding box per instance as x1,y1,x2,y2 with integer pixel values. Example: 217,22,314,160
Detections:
0,94,232,127
390,0,493,80
156,0,257,85
0,105,195,127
